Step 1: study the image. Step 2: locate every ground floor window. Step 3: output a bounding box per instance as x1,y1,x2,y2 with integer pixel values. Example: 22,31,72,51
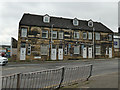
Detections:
41,45,48,55
95,45,101,55
74,45,80,54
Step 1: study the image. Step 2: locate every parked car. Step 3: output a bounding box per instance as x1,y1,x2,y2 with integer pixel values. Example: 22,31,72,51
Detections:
0,56,8,66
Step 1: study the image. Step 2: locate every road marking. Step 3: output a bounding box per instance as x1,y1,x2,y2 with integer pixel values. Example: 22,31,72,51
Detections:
3,67,26,71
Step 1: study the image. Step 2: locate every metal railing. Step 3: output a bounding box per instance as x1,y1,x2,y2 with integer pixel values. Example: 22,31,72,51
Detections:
2,64,93,89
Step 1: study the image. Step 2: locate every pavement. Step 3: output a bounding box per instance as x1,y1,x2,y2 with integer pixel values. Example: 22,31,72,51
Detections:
61,72,118,89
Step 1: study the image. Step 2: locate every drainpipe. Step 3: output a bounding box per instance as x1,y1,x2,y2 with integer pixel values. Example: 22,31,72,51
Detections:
51,24,54,60
93,27,95,59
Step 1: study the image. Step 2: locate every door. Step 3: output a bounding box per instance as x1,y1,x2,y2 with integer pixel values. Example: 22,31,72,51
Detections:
20,48,26,60
109,47,112,58
51,45,56,60
83,47,87,58
88,47,92,58
58,45,63,60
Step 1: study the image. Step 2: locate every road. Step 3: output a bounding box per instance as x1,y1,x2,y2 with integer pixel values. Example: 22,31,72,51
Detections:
2,58,118,76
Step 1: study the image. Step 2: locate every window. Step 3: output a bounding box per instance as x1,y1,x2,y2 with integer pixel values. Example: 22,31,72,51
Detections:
88,20,93,27
88,32,92,40
43,14,50,23
41,45,48,55
52,31,57,39
64,45,67,55
21,28,27,37
108,35,112,41
96,45,101,55
95,33,100,40
106,47,108,55
42,30,48,38
27,44,31,55
74,45,80,54
59,32,63,39
73,18,79,26
21,43,26,48
83,32,87,39
74,31,79,39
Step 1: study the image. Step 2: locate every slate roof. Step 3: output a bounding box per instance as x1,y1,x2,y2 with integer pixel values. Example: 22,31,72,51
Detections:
19,13,113,33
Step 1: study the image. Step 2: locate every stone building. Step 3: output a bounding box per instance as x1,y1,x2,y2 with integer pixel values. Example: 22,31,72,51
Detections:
17,13,114,60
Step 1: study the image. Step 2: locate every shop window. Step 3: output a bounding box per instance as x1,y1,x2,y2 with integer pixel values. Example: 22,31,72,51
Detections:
21,28,27,37
95,45,101,55
74,31,79,39
41,45,48,55
42,30,48,38
74,45,80,54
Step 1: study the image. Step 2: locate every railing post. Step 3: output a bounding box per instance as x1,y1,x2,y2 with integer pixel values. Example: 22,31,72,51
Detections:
58,67,65,89
86,64,93,81
17,73,21,90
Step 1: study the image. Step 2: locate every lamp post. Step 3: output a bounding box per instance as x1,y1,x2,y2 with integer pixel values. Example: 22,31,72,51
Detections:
93,27,95,59
51,24,54,60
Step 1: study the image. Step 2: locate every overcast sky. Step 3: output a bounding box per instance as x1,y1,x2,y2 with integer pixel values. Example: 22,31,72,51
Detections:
0,1,118,45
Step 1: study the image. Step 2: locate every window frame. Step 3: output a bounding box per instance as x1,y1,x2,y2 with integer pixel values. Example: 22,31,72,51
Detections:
95,32,100,40
52,31,57,39
21,28,27,37
59,32,64,39
83,32,87,39
42,30,48,38
41,45,48,55
43,15,50,23
108,35,112,41
73,18,79,26
74,31,79,39
74,45,80,54
88,32,92,40
95,45,101,55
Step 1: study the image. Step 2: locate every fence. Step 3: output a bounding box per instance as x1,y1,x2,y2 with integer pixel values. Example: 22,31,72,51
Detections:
2,64,93,89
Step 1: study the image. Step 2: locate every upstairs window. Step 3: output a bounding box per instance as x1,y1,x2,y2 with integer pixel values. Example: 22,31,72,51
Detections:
52,31,57,39
73,18,79,26
42,30,48,38
21,28,27,37
108,35,112,41
88,19,93,27
88,32,92,40
43,14,50,23
59,32,64,39
95,33,100,40
74,31,79,39
83,32,87,39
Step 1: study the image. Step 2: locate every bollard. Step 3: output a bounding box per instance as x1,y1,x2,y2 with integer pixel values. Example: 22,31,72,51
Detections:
17,73,21,90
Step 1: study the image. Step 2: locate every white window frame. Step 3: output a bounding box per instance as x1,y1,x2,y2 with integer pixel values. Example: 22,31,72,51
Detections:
52,31,57,39
74,45,80,54
73,18,79,26
74,31,79,39
95,33,100,40
95,45,101,55
41,45,48,55
21,28,27,37
43,15,50,23
88,32,92,40
42,30,48,38
83,32,87,39
59,32,64,39
106,47,108,55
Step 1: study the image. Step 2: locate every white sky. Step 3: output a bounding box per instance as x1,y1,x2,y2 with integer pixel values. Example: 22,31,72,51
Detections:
0,1,119,45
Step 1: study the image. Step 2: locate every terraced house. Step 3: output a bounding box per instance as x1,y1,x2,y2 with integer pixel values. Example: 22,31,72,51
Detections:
17,13,114,60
